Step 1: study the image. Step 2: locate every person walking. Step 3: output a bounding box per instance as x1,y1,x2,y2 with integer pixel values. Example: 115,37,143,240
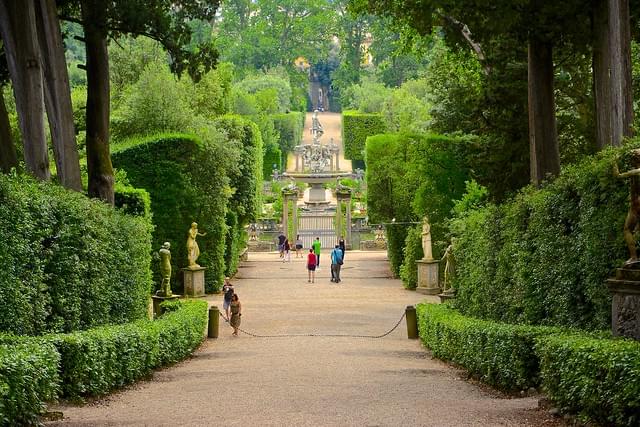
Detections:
312,237,321,269
307,248,317,283
229,293,242,336
295,234,303,258
277,231,286,258
283,237,291,262
330,244,344,283
338,236,346,260
222,277,234,321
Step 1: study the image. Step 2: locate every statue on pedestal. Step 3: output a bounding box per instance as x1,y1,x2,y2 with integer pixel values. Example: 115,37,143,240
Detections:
421,217,433,260
441,242,456,293
311,110,324,143
187,222,206,269
158,242,172,297
614,149,640,265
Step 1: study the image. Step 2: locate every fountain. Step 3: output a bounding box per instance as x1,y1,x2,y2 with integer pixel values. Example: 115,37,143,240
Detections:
284,111,350,208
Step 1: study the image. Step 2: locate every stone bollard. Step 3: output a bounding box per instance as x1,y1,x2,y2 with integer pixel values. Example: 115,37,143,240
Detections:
406,305,418,339
208,306,220,339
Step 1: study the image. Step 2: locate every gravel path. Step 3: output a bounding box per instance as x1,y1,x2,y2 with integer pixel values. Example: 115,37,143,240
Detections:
48,251,561,426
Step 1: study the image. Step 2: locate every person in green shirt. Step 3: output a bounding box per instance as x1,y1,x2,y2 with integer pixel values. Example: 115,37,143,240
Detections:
312,237,321,268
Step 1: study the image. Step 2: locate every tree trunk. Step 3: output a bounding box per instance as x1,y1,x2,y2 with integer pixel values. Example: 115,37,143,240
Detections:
81,0,114,204
0,87,18,173
608,0,633,146
528,36,560,184
35,0,82,191
593,0,612,149
0,0,50,180
592,0,633,148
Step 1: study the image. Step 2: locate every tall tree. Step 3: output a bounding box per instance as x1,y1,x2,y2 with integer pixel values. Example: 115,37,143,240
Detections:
0,48,18,173
36,0,82,191
60,0,220,203
0,0,50,181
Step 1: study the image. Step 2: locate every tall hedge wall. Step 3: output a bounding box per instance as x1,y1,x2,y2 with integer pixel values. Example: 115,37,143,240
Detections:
213,115,263,276
365,133,471,280
343,110,386,165
112,134,231,293
449,146,633,330
0,175,153,336
271,111,303,158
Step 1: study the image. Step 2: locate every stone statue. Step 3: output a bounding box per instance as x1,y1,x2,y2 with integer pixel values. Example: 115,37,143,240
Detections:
158,242,172,297
441,242,455,293
187,222,206,268
311,110,324,143
614,149,640,265
421,217,433,260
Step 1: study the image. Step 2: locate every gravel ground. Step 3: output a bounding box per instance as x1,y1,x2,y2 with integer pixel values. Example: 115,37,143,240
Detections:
47,251,563,427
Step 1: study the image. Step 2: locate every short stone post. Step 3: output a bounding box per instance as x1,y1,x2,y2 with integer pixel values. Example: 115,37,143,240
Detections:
208,306,220,338
406,305,418,339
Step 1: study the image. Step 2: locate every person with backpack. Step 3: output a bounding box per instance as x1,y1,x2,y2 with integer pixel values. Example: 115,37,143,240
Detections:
222,277,234,321
330,244,344,283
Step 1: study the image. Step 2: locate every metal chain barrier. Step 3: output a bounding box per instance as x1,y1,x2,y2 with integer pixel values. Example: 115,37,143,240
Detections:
219,311,407,339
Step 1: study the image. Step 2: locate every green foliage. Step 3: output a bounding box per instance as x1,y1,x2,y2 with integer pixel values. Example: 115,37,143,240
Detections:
365,132,471,278
417,303,557,391
342,111,386,161
536,333,640,426
235,73,293,113
449,144,633,329
271,112,304,155
46,299,207,398
180,63,233,119
399,225,422,289
114,183,152,219
0,342,60,425
111,63,194,140
381,81,431,133
0,175,153,335
340,76,391,113
112,133,233,293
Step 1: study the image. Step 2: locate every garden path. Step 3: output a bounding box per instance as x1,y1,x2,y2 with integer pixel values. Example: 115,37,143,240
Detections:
48,251,561,426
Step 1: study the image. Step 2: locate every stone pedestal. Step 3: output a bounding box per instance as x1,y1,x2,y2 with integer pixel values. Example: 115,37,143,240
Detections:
416,259,440,295
151,294,180,318
438,290,456,304
606,265,640,340
182,267,206,297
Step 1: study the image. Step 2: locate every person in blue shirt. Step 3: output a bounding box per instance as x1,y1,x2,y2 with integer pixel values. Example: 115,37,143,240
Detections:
330,244,344,283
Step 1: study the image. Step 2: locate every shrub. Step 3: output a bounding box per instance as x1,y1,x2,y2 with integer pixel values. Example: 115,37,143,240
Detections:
112,133,233,293
417,303,557,391
449,144,634,329
235,74,292,113
271,112,304,156
46,299,207,399
114,183,152,219
343,111,386,162
0,175,153,335
536,333,640,426
0,342,60,425
399,225,423,289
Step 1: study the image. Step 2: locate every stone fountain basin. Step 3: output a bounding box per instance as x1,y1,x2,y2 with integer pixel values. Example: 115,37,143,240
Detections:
284,172,351,184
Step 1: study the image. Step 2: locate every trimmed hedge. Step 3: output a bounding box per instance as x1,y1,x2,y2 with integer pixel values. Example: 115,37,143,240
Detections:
112,133,231,293
114,183,152,219
449,145,635,329
365,133,470,279
342,110,386,162
271,112,303,157
417,303,556,391
0,342,60,425
0,175,153,335
46,299,208,398
537,334,640,426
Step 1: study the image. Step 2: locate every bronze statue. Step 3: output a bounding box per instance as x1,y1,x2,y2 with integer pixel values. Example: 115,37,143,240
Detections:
158,242,172,297
187,222,206,268
614,149,640,265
